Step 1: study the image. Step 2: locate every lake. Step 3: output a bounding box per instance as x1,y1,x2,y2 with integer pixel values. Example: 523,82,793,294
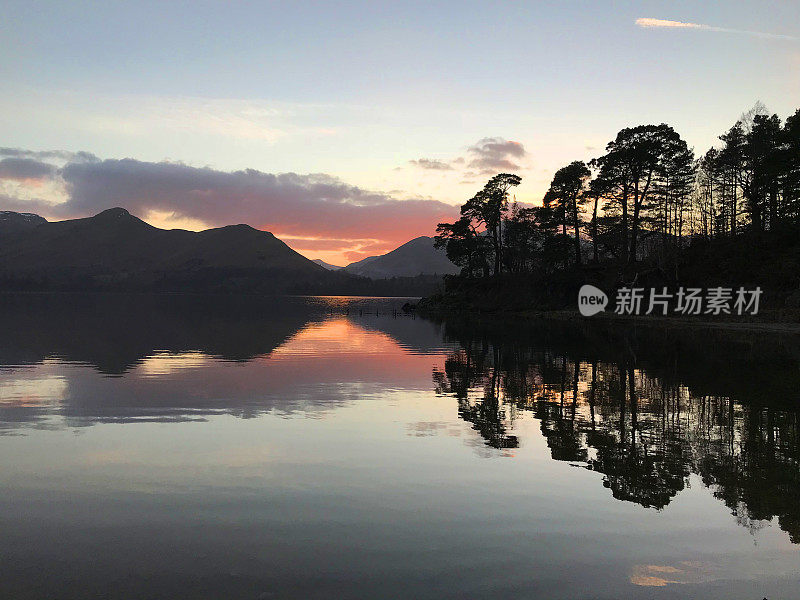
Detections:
1,293,799,599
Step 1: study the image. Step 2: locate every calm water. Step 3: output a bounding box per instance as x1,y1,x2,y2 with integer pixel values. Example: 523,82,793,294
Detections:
1,294,799,599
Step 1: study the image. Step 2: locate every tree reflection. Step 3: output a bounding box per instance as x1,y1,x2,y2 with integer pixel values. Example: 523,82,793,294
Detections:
433,320,800,542
433,342,518,449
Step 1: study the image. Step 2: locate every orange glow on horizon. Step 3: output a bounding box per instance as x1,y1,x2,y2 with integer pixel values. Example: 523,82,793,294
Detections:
286,244,393,266
136,211,424,266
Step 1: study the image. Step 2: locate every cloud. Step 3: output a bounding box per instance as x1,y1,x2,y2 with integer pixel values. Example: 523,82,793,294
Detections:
466,137,527,174
635,18,706,30
405,138,528,182
408,158,453,171
343,241,392,262
0,147,98,162
635,17,798,41
276,236,380,252
0,158,56,182
0,193,57,214
0,151,459,261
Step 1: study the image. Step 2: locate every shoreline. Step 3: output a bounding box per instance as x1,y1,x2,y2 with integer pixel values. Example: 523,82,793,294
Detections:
416,303,800,334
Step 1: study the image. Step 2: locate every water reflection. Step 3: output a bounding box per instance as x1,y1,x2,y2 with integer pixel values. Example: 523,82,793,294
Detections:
0,293,446,430
433,317,800,542
3,294,800,546
2,294,800,598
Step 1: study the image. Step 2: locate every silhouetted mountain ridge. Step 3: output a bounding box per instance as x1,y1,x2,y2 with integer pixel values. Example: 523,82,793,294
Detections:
0,210,48,235
0,208,328,292
343,236,458,278
312,258,344,270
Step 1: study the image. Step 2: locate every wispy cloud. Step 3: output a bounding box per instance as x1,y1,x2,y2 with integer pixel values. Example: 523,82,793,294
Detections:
635,17,797,41
0,148,98,163
409,158,453,171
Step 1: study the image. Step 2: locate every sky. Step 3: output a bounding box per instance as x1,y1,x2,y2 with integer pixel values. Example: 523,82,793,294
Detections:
1,1,798,265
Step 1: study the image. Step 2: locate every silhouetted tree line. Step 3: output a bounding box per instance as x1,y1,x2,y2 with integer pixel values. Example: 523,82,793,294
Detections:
436,104,800,276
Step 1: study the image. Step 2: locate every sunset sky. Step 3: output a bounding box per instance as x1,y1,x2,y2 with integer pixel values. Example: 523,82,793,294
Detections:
1,1,798,265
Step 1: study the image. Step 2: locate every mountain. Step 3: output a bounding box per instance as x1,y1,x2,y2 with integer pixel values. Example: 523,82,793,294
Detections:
312,259,344,270
0,208,329,293
343,236,458,279
0,210,47,235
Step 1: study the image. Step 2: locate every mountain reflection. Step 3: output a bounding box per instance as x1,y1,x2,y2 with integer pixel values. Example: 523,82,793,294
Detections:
0,293,445,430
0,293,316,373
433,317,800,543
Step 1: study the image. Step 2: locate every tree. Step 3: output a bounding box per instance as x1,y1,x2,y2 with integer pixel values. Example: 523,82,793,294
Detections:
717,122,746,234
783,109,800,223
435,216,490,278
747,113,783,229
653,139,695,244
584,182,602,262
543,161,590,265
694,149,719,238
503,204,540,273
460,173,521,276
593,124,691,264
433,104,800,295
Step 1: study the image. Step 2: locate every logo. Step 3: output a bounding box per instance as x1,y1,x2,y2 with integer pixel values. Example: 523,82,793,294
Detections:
577,285,762,317
578,285,608,317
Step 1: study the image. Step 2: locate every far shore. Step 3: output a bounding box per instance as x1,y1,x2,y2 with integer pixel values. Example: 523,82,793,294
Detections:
415,304,800,335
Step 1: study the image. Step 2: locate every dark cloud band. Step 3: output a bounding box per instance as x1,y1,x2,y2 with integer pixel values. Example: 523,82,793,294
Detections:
0,151,459,257
0,157,56,181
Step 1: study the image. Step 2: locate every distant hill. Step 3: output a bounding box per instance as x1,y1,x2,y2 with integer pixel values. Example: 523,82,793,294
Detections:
0,208,330,293
343,236,458,279
312,258,344,270
0,210,47,235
